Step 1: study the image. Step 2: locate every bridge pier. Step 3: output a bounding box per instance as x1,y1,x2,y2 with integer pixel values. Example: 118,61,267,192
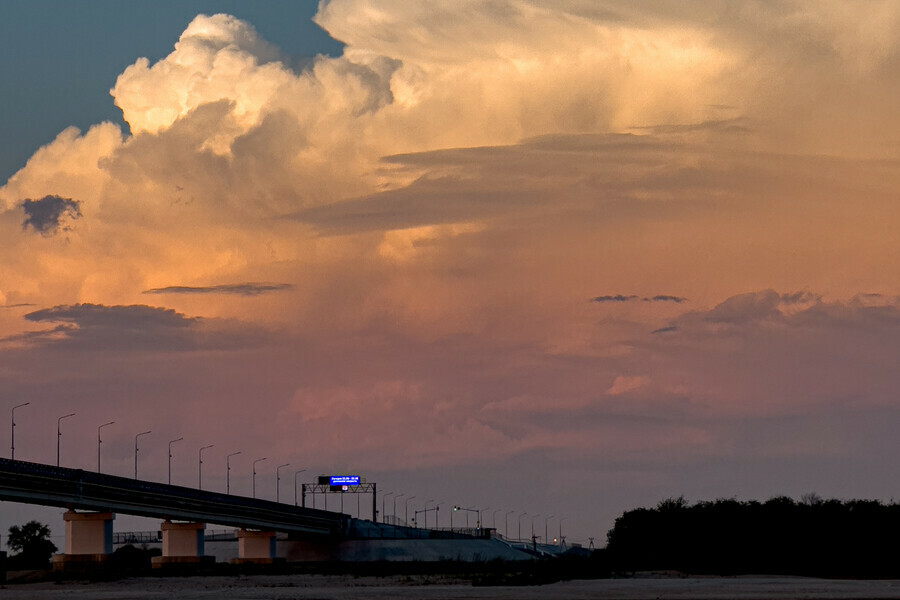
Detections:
51,510,114,572
233,529,281,564
151,521,214,569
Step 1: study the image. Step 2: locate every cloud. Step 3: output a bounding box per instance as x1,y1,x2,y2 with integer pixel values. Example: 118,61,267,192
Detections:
18,303,262,352
4,2,900,541
592,295,639,303
143,283,293,296
21,195,81,235
593,295,686,304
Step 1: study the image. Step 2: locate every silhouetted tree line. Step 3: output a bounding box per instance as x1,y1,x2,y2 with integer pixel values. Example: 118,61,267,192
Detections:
604,495,900,577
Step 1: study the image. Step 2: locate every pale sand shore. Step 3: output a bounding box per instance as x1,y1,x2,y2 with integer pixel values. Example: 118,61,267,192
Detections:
5,575,900,599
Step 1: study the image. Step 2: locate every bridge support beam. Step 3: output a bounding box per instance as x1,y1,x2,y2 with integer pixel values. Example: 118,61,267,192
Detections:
151,521,213,570
233,529,280,564
51,510,114,572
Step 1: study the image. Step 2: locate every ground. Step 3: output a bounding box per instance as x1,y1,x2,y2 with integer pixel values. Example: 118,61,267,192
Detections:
5,574,900,599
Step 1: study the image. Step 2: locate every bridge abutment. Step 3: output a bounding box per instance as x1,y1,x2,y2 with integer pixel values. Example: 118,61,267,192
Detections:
51,510,114,572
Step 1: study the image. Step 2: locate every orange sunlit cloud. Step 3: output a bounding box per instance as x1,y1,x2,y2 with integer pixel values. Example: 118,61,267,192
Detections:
3,1,900,540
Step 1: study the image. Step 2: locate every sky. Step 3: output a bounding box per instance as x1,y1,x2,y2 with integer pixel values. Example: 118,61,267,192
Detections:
2,0,900,549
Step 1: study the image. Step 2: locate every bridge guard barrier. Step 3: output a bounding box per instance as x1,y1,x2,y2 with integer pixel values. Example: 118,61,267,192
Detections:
52,510,114,571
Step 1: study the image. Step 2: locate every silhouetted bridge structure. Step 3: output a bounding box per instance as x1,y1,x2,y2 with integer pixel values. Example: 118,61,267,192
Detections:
0,458,520,566
0,457,346,537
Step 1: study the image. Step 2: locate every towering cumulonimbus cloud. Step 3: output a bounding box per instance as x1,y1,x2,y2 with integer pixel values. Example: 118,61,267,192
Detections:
2,2,900,541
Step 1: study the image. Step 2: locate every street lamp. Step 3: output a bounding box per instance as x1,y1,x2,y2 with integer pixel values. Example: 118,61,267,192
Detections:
558,516,567,546
294,469,306,506
226,451,241,494
435,502,445,529
134,430,151,479
404,495,415,526
394,494,404,524
518,512,527,541
531,513,541,541
11,402,30,460
424,499,434,529
198,444,214,489
56,412,75,467
545,515,554,546
252,457,267,498
168,437,183,485
97,421,115,473
505,510,514,538
382,491,393,523
276,463,290,502
492,508,503,530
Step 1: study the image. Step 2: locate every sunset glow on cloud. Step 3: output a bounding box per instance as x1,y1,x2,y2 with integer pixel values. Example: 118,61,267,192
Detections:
3,1,900,542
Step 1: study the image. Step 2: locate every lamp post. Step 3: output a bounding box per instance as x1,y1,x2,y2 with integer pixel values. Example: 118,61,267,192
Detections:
545,515,554,546
505,510,514,538
518,512,527,541
252,457,267,498
56,412,75,467
558,516,567,546
480,507,488,530
404,495,415,526
134,430,151,479
531,513,541,541
382,491,393,523
198,444,214,489
226,451,241,494
168,437,183,485
11,402,29,460
424,499,435,529
435,502,445,529
276,463,290,502
394,494,403,524
294,469,306,506
97,421,115,473
492,508,502,530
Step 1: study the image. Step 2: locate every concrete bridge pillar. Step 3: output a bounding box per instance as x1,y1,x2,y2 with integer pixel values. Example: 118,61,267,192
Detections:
51,510,114,571
152,521,213,569
234,529,278,564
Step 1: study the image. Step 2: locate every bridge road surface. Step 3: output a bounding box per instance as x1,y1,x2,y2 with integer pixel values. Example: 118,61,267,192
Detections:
0,457,347,537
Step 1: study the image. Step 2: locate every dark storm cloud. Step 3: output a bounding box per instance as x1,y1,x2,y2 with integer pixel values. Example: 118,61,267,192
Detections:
21,195,82,235
648,295,687,303
652,326,678,334
143,282,294,296
592,295,639,303
592,295,687,304
20,303,264,352
26,303,196,329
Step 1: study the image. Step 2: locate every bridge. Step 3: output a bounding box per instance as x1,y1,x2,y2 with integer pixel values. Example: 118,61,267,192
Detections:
0,457,348,567
0,458,532,567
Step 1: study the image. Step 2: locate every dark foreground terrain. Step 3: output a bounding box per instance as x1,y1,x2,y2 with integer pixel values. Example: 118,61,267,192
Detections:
6,573,900,599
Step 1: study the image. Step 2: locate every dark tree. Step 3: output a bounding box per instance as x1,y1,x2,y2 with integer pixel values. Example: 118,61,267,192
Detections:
7,520,57,568
605,495,900,577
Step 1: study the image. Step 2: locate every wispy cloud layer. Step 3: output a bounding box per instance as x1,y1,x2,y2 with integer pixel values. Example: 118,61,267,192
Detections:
143,283,293,296
593,295,686,304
